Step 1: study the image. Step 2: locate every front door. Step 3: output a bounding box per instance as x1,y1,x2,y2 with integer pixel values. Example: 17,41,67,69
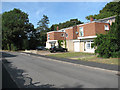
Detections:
74,42,80,52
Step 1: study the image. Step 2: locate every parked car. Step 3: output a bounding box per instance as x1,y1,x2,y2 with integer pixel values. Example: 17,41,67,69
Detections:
50,46,67,53
36,46,46,50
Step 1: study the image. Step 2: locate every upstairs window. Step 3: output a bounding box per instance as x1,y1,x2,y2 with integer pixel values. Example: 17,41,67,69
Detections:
61,34,64,37
66,33,68,37
104,25,109,30
79,27,84,36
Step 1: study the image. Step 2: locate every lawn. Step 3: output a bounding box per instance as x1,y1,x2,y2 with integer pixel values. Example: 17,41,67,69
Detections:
47,52,119,65
47,52,94,58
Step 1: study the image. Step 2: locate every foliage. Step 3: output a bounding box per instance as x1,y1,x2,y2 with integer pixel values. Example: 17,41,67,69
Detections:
58,40,63,48
93,15,120,58
2,8,35,50
49,19,83,31
64,40,67,48
0,14,2,50
36,15,49,46
86,2,120,20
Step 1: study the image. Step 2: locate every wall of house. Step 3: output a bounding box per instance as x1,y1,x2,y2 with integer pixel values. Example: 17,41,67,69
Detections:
77,22,110,38
80,41,84,52
65,26,77,40
77,23,96,37
95,22,109,35
65,28,74,40
66,40,74,51
47,32,65,40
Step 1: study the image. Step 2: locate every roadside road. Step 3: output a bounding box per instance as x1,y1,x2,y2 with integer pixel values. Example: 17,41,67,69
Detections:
2,51,119,88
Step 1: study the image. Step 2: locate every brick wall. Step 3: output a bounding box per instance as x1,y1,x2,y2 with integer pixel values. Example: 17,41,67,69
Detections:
77,23,96,37
95,22,109,35
77,22,110,37
47,22,110,40
47,32,65,40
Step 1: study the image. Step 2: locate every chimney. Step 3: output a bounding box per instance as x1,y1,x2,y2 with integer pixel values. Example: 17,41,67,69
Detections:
90,17,94,22
57,26,59,31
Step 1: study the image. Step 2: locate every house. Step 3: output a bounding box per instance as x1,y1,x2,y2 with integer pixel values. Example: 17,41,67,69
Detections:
96,15,116,25
46,16,113,53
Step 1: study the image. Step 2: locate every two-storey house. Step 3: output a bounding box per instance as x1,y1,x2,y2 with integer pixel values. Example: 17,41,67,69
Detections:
46,16,113,53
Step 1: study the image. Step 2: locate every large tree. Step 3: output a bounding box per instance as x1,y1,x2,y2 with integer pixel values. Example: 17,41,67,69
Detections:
36,15,49,46
86,2,120,20
49,19,83,31
2,8,35,50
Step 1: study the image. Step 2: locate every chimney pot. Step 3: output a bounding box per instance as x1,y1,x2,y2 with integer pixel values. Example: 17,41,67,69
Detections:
90,17,94,22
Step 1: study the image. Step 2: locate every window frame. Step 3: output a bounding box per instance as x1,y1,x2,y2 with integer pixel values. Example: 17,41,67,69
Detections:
79,27,84,36
104,25,109,30
61,33,64,37
48,34,50,40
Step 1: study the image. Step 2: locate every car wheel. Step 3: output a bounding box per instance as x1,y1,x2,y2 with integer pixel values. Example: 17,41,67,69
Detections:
65,49,67,52
54,50,56,53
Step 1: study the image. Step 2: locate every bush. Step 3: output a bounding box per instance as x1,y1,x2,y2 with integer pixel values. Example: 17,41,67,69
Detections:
93,15,120,58
11,44,17,51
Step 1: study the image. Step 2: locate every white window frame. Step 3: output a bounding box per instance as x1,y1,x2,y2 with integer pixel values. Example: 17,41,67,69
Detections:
104,25,109,30
79,27,84,36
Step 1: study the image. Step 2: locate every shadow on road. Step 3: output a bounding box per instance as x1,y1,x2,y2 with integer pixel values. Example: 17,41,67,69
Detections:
2,52,17,58
2,52,54,89
2,52,85,89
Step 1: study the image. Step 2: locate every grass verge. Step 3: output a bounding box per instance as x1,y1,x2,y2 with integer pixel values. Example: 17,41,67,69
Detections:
47,52,119,65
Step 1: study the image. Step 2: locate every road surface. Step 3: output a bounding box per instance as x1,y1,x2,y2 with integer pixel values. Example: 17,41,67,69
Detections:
2,51,118,88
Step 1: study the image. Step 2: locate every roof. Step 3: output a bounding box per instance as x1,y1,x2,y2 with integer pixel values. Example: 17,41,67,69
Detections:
47,16,114,34
96,15,116,21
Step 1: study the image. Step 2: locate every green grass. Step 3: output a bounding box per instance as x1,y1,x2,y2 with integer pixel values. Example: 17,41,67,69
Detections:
47,52,94,58
47,52,119,65
78,56,119,65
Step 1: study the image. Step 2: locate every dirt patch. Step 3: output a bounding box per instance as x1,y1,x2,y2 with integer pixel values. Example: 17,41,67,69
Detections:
23,50,66,55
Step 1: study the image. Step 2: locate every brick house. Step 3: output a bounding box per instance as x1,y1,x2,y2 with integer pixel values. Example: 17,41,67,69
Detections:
46,16,114,53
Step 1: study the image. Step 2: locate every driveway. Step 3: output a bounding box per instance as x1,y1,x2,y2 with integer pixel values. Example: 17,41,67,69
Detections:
23,50,66,55
2,51,119,88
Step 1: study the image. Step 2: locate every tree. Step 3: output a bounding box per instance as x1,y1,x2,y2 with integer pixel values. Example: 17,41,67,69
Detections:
93,14,120,58
2,8,35,50
86,2,120,20
0,14,2,50
49,18,83,31
36,15,49,46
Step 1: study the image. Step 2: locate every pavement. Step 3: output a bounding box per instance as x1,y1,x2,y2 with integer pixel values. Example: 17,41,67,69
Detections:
2,51,119,88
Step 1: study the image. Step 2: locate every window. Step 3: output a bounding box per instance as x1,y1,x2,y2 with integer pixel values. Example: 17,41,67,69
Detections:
86,42,90,49
61,34,64,37
104,25,109,30
66,33,68,37
79,27,84,36
48,34,50,40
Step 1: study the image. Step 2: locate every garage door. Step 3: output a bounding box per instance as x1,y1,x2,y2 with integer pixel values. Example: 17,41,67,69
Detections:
74,42,80,52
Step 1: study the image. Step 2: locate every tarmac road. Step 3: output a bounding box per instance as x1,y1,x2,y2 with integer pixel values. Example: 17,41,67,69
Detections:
2,51,119,88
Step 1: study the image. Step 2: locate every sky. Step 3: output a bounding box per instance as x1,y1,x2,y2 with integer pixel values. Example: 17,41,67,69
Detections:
2,2,110,28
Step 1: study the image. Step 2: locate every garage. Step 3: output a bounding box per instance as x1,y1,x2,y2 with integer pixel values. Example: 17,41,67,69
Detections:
74,41,80,52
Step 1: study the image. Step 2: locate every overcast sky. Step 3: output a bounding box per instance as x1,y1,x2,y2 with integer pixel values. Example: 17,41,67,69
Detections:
2,2,110,28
